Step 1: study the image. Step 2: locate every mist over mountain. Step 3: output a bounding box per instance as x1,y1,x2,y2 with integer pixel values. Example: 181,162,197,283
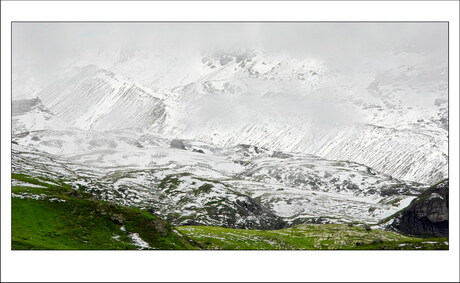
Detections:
12,23,448,231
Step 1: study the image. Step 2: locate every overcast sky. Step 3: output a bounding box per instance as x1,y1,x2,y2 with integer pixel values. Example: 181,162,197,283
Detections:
13,22,447,75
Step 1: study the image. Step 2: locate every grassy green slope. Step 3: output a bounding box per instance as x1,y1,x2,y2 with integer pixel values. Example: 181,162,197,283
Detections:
12,173,197,250
12,173,448,250
178,225,448,250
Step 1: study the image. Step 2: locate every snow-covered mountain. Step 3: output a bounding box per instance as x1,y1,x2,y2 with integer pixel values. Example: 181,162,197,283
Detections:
11,44,448,229
13,48,447,184
35,65,167,131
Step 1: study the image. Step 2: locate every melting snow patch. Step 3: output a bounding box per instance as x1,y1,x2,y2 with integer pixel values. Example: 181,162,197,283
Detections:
12,192,46,200
48,197,66,203
34,179,59,186
12,192,65,202
12,179,47,188
428,193,443,200
119,226,151,249
128,233,151,250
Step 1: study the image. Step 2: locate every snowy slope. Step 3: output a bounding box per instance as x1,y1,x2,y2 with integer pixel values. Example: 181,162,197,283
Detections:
12,98,71,135
12,47,448,186
156,50,448,184
36,65,167,131
12,130,426,227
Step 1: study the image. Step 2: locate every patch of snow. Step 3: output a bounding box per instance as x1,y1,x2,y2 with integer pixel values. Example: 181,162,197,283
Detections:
12,179,47,188
11,192,66,202
128,233,151,250
428,193,443,200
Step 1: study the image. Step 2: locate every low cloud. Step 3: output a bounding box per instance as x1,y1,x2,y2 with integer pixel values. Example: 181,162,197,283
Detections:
13,22,447,76
180,84,362,132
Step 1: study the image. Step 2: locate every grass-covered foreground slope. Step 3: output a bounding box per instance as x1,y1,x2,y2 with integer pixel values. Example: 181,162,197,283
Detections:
178,225,448,250
12,173,448,250
12,173,197,250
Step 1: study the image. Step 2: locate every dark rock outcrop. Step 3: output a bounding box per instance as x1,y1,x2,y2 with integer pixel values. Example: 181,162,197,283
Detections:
170,139,186,150
234,197,286,230
271,151,292,159
390,180,448,237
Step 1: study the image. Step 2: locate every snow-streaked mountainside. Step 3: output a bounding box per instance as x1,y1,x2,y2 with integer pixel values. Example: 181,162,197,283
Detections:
12,47,447,228
13,48,448,184
37,65,167,131
12,128,424,228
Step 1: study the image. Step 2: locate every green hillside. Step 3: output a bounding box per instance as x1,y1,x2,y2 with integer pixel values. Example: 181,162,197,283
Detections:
12,173,197,250
11,173,448,250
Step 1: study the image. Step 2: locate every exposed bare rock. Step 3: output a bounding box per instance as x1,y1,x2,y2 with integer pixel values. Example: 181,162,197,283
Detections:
389,180,448,237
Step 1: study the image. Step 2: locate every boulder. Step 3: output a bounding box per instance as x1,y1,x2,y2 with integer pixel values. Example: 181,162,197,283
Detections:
271,151,292,159
170,139,186,150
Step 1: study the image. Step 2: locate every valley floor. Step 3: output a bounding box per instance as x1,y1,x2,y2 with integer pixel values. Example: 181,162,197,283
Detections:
178,225,448,250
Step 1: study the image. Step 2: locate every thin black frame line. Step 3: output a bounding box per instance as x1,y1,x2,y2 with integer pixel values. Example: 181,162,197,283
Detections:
11,21,450,23
2,0,458,1
8,21,451,252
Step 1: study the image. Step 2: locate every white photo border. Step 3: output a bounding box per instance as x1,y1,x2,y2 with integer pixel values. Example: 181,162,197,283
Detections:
1,1,459,282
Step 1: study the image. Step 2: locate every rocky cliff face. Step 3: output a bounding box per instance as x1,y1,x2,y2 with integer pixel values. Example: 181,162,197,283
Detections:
389,180,448,237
